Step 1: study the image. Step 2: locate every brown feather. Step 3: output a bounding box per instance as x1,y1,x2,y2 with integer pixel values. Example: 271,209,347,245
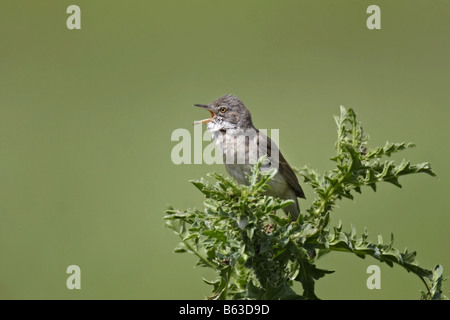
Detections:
256,130,306,199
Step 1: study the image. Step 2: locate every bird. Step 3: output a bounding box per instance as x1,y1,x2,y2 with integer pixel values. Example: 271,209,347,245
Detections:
194,94,305,220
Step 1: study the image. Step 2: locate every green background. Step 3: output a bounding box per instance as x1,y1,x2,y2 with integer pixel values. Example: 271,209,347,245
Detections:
1,0,449,299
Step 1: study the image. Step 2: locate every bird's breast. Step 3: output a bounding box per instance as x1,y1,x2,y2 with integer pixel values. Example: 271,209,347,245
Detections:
210,129,260,162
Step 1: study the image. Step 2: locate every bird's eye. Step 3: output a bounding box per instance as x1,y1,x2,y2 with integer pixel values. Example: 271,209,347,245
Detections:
219,106,227,113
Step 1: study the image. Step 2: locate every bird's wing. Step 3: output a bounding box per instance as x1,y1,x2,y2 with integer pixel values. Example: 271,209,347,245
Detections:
278,151,306,199
256,130,306,199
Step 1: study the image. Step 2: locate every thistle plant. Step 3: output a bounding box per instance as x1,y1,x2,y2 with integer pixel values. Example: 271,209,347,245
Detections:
164,106,446,300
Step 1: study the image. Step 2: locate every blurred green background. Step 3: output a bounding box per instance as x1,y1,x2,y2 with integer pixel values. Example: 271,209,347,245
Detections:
1,0,449,299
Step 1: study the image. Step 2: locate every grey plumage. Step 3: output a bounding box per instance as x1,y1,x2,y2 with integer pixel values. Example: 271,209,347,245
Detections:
194,94,305,220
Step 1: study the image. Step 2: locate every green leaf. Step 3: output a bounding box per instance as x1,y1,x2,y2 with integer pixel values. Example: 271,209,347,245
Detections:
265,282,304,300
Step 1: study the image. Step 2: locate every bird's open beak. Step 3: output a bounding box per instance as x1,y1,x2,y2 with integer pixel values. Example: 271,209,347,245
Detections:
193,104,215,125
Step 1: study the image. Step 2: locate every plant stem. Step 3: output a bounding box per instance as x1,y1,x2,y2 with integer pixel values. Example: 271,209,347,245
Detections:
183,239,217,269
315,159,353,216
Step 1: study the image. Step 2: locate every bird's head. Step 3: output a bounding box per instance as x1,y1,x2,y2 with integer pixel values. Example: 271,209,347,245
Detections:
194,94,254,131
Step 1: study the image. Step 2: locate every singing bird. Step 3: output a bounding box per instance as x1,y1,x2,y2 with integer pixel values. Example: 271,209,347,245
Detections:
194,94,305,220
